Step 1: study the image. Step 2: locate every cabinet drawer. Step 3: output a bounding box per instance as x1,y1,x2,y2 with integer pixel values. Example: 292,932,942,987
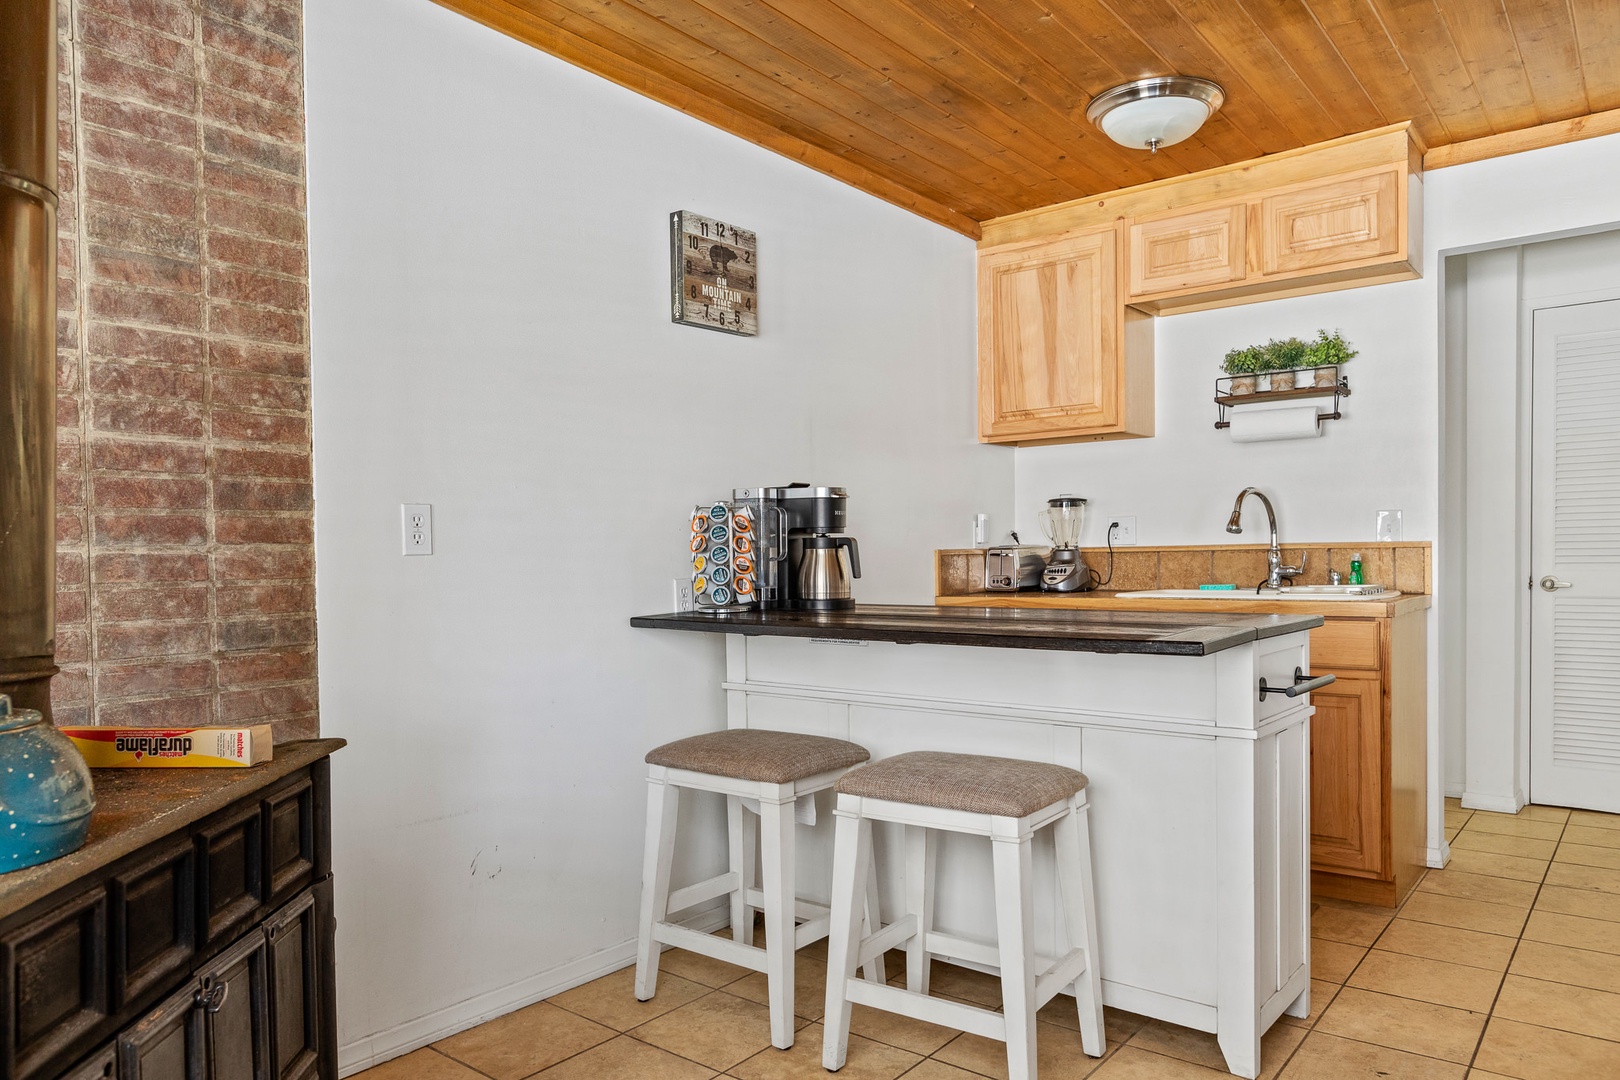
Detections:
64,1043,116,1080
2,888,110,1080
1128,204,1246,297
1311,619,1380,671
1260,169,1400,276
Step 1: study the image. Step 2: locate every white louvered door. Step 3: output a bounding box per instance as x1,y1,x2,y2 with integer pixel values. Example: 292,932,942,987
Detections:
1531,299,1620,812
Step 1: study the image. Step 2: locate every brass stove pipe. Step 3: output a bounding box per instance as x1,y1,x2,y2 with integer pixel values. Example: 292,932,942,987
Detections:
0,0,60,719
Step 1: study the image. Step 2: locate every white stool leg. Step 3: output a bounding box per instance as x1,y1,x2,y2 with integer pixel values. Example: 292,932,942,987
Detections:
726,795,752,944
759,792,797,1049
860,818,887,983
1055,798,1105,1057
992,830,1039,1080
634,776,680,1001
822,800,868,1072
904,825,936,994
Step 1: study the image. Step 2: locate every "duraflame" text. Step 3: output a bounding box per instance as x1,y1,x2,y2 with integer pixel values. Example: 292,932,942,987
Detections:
115,735,194,757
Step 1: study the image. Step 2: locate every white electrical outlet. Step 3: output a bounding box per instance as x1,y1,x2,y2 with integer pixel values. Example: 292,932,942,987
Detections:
401,503,433,555
1376,509,1403,542
673,578,695,612
1109,516,1137,546
972,513,988,547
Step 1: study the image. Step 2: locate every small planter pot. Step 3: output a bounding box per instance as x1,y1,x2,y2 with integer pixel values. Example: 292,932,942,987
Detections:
1268,370,1297,392
1313,367,1338,388
1229,376,1258,396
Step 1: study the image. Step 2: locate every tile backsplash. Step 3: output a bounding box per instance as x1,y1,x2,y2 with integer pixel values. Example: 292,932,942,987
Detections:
935,542,1432,596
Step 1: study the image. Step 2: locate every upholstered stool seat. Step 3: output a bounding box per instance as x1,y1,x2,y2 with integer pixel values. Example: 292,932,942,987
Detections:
822,752,1104,1080
635,728,883,1051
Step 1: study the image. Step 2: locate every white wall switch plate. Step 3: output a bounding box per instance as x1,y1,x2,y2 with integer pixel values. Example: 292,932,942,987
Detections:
1110,516,1137,546
1376,509,1403,542
972,513,988,547
402,503,433,555
673,578,695,612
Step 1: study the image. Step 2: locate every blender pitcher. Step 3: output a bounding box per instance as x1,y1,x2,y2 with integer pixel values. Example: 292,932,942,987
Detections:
1039,495,1094,592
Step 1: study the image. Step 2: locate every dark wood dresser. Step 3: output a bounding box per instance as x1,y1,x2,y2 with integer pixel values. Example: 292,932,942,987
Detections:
0,739,344,1080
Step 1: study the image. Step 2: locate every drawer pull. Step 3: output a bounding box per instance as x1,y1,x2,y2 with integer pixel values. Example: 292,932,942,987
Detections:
196,976,229,1013
1259,667,1336,701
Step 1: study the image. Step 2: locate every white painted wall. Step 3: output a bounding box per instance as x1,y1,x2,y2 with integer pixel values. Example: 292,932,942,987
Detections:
303,0,1008,1069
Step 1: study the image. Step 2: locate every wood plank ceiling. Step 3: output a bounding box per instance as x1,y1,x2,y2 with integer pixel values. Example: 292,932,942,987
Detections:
434,0,1620,237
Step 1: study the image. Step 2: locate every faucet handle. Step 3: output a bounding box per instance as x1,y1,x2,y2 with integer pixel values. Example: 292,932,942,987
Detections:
1277,550,1307,577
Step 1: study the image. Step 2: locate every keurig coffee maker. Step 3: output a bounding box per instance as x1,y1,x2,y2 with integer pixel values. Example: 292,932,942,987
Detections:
731,484,860,611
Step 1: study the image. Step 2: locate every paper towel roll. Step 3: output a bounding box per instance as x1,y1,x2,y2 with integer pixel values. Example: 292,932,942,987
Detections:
1227,404,1323,442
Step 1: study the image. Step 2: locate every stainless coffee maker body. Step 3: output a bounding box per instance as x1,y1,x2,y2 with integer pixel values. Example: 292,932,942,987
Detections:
738,485,861,611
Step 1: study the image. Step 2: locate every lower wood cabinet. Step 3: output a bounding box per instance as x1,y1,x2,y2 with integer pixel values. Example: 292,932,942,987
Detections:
0,747,338,1080
1308,611,1427,906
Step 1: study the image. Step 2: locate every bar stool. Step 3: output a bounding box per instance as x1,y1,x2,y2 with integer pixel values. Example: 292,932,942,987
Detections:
822,751,1104,1080
635,729,883,1049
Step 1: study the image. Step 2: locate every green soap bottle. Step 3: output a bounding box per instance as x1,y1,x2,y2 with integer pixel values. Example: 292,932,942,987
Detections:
1348,552,1363,585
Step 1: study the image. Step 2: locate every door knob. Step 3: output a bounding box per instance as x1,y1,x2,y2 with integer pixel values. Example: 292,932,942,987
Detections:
1540,576,1573,592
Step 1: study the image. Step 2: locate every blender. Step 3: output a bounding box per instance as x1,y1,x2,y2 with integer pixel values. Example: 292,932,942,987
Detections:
1039,495,1094,592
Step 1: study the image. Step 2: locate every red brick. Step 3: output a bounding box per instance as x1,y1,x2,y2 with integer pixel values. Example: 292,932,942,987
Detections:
214,546,310,581
269,713,319,742
93,584,209,621
93,399,205,438
88,246,202,293
213,478,309,511
89,284,204,328
79,47,196,113
59,274,78,311
211,371,306,409
220,680,315,722
86,207,200,262
202,0,300,42
79,93,195,150
202,50,300,111
57,626,91,663
82,126,197,184
217,614,313,652
90,437,207,474
58,511,87,543
210,408,304,444
213,447,307,479
57,354,81,392
209,302,302,344
201,86,301,144
96,658,215,698
57,315,80,352
215,513,311,545
57,589,89,625
93,510,208,546
206,231,304,276
59,394,82,427
92,475,208,509
202,125,302,178
207,339,305,377
58,469,85,508
82,0,195,38
215,582,311,616
52,667,91,707
202,15,299,72
207,268,305,312
88,359,205,400
87,322,206,366
97,620,211,660
85,166,197,220
58,435,84,471
97,695,214,727
204,191,302,243
59,550,88,587
94,551,210,582
216,647,313,687
78,14,194,78
202,159,303,210
59,235,78,272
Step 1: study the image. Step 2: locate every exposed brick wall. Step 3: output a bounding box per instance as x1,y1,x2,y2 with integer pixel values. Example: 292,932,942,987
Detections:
53,0,317,740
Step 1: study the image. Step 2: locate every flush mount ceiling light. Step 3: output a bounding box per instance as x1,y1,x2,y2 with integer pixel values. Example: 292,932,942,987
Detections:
1086,76,1225,153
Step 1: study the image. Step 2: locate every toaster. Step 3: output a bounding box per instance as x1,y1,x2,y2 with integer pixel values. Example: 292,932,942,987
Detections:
984,546,1046,591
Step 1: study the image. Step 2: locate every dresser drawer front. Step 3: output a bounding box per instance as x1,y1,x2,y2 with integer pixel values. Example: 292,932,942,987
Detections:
1311,619,1381,671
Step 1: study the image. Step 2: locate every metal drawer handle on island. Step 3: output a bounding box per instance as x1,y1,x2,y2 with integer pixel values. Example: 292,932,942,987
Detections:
1258,667,1336,701
195,975,229,1012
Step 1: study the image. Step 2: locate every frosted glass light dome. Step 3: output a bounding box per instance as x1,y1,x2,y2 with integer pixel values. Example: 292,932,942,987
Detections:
1087,77,1225,152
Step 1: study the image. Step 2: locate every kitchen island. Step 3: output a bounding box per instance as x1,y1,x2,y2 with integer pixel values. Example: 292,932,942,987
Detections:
632,606,1323,1079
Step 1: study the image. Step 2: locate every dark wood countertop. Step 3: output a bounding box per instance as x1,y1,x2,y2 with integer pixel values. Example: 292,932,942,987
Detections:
631,604,1322,656
0,738,345,920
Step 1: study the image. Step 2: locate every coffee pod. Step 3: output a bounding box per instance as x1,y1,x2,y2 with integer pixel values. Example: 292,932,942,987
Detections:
689,534,706,553
733,555,753,574
693,575,708,593
710,565,731,585
711,585,733,605
709,503,729,521
709,545,730,564
692,554,706,573
733,534,753,556
708,523,729,544
734,576,754,596
733,513,752,534
691,513,709,533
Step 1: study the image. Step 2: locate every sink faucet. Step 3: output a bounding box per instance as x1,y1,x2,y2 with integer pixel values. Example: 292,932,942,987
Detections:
1226,487,1306,588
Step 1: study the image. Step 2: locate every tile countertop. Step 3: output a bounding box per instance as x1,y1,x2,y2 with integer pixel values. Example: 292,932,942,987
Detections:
933,589,1433,618
631,604,1323,656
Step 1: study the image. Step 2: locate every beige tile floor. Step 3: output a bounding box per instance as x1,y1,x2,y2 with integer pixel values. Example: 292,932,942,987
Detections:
354,802,1620,1080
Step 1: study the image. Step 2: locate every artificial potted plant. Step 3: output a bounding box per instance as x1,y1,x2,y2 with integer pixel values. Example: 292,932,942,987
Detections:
1301,329,1357,387
1221,345,1264,395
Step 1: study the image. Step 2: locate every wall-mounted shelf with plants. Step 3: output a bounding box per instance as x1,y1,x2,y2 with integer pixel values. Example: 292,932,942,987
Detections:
1215,330,1356,404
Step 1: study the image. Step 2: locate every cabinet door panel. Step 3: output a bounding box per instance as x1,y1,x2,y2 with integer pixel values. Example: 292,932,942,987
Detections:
979,228,1119,439
2,888,110,1080
1128,204,1245,297
1309,673,1385,875
201,927,269,1080
113,839,195,1012
264,893,319,1080
117,982,197,1080
262,778,314,911
197,804,264,952
1261,170,1399,276
64,1043,117,1080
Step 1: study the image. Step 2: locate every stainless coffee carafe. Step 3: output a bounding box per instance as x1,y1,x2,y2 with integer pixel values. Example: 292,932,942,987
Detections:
797,534,861,608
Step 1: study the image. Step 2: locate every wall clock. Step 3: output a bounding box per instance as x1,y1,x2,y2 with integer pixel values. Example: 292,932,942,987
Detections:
670,211,758,336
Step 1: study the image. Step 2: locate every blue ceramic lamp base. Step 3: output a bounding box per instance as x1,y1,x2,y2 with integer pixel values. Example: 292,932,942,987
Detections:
0,694,95,873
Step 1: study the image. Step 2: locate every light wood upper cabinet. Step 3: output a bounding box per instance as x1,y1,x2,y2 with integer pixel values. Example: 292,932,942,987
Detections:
978,225,1153,445
1260,169,1400,276
1128,204,1246,299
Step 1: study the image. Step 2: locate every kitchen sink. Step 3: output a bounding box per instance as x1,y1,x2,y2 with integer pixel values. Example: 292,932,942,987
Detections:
1117,586,1401,601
